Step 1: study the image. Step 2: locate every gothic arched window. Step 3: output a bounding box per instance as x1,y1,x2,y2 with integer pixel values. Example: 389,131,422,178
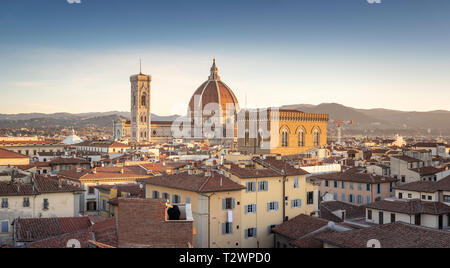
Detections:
281,129,289,147
313,129,320,147
298,130,305,147
141,94,146,107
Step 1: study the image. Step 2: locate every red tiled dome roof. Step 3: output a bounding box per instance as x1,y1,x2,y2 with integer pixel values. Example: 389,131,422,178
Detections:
188,59,239,118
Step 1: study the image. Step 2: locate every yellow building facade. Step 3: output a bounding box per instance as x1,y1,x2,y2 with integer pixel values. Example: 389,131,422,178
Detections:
139,158,319,248
238,109,328,156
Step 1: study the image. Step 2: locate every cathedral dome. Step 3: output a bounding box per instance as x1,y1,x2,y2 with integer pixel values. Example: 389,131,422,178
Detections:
188,59,240,119
62,129,83,145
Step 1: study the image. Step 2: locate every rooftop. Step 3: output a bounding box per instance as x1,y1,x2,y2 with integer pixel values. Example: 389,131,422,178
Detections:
366,199,450,215
315,222,450,248
138,172,245,193
312,172,397,184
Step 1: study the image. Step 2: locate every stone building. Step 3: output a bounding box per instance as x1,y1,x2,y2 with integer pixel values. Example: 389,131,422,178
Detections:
237,108,329,156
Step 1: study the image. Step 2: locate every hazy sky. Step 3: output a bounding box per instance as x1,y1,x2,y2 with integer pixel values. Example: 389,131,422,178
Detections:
1,0,449,115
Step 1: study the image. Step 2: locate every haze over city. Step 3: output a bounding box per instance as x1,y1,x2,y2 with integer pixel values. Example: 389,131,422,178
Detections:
1,0,450,115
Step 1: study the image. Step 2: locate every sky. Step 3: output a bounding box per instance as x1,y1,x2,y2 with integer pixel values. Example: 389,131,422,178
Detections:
0,0,449,115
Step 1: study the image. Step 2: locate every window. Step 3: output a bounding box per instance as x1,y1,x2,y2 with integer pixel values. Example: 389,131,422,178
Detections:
268,225,276,234
333,193,338,200
245,204,257,214
350,183,354,190
258,181,268,192
399,193,403,199
246,182,256,193
88,187,95,195
341,181,345,189
293,178,299,189
313,129,320,147
444,195,450,203
222,222,233,235
348,194,354,203
291,199,302,208
408,193,412,198
223,198,235,210
23,198,30,208
307,192,314,205
379,212,384,224
333,181,338,188
341,194,345,202
415,214,421,226
391,213,396,223
141,94,146,107
1,198,8,208
172,195,180,204
401,176,406,183
377,184,381,194
43,199,49,210
421,195,426,200
1,221,8,233
186,197,191,204
87,201,96,211
281,130,289,147
427,196,432,201
358,183,362,191
366,196,371,204
102,200,106,211
325,180,329,187
245,228,257,239
357,195,363,204
162,193,170,201
367,210,372,220
267,201,279,211
366,184,371,191
389,182,393,193
298,130,305,147
152,191,160,199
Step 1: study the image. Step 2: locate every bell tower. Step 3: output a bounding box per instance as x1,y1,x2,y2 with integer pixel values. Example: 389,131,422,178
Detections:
130,64,151,143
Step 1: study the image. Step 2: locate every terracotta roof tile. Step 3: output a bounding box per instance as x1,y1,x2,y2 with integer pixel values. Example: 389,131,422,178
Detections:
315,222,450,248
138,172,245,193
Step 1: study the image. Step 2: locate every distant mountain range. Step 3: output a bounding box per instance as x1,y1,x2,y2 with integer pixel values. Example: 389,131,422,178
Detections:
281,103,450,136
1,103,449,136
0,112,179,129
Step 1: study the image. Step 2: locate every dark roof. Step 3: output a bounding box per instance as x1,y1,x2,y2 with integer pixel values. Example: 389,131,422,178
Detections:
272,214,330,240
395,181,440,193
409,166,446,176
391,155,423,163
366,199,450,215
319,201,365,222
290,229,336,248
0,175,83,196
312,172,396,184
138,172,245,193
414,142,445,148
253,157,309,176
49,157,90,165
15,217,92,242
315,222,450,248
436,175,450,191
222,163,280,178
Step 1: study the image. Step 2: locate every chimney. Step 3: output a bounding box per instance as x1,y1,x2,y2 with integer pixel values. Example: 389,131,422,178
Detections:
120,168,124,174
92,168,97,174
